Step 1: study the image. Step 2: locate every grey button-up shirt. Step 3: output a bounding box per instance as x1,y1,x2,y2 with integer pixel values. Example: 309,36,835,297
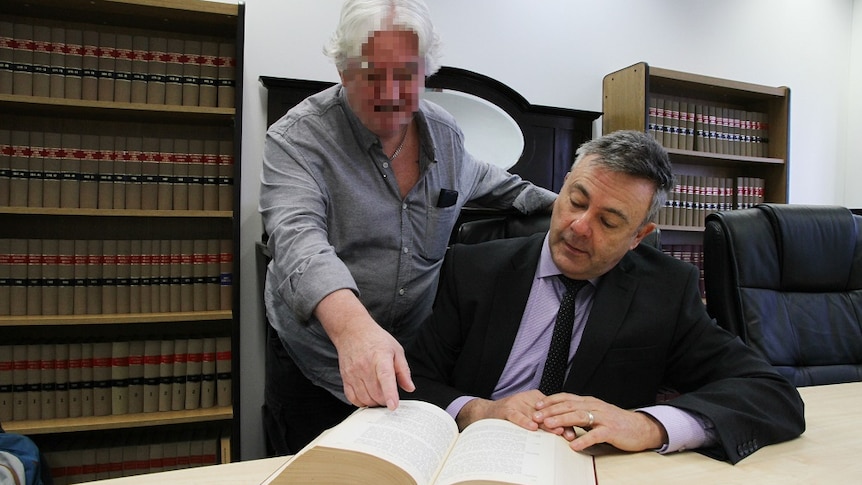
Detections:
260,84,556,401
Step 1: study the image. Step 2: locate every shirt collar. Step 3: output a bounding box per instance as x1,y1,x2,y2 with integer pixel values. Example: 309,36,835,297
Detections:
337,86,435,170
537,232,600,286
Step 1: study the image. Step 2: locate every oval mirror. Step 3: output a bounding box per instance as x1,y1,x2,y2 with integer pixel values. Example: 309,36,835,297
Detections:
423,88,524,170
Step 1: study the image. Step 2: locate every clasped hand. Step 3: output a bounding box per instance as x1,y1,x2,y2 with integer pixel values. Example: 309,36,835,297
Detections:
459,390,667,453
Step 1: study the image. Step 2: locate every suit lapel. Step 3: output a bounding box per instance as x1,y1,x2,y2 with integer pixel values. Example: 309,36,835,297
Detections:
476,235,544,393
565,253,638,391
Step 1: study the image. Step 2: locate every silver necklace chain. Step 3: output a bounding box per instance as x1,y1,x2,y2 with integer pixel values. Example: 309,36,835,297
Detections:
388,122,410,161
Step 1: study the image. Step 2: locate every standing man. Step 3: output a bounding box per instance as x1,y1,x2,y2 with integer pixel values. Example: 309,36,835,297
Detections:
259,0,556,455
406,130,804,463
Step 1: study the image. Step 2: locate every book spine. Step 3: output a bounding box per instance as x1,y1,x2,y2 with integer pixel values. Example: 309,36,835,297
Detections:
97,31,116,102
169,239,182,312
170,338,187,411
199,337,216,409
181,39,201,107
101,239,118,315
116,239,131,314
92,341,113,416
164,38,184,106
112,134,126,209
199,41,219,108
27,131,44,209
12,344,28,420
0,128,10,207
12,21,34,96
41,131,62,208
81,29,99,101
73,239,88,314
157,339,175,412
64,27,83,100
142,339,160,413
124,135,142,210
0,345,11,422
114,33,133,103
172,138,189,210
202,139,219,211
219,239,232,310
32,24,51,97
26,238,42,316
54,342,69,419
79,134,99,209
41,238,59,316
216,42,235,108
157,138,174,210
185,338,203,410
127,340,145,414
26,343,41,420
9,130,29,207
49,26,67,98
59,132,81,208
111,340,130,415
215,336,231,407
67,342,82,417
86,239,103,315
130,35,148,103
39,342,56,419
9,239,28,316
146,37,168,105
97,135,115,209
180,239,194,312
0,21,14,95
217,139,233,211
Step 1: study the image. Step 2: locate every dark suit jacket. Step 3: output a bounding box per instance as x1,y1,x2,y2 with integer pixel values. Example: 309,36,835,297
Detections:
406,233,805,464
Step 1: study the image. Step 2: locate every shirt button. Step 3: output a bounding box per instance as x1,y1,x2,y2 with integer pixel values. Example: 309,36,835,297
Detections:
402,203,407,210
403,247,409,253
398,288,405,295
382,162,389,169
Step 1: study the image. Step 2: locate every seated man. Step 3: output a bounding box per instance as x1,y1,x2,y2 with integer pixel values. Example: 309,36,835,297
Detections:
405,130,805,464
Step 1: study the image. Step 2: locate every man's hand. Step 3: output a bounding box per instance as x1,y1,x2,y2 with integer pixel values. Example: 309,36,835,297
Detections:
316,289,415,409
456,390,546,431
533,393,668,452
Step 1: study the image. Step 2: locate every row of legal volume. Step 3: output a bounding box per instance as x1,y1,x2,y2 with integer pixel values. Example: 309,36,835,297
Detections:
1,18,236,108
0,130,233,210
649,95,770,158
38,427,223,485
0,337,232,423
0,238,232,316
658,175,765,228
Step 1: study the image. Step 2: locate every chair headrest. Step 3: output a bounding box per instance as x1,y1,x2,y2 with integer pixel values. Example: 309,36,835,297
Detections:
760,204,859,290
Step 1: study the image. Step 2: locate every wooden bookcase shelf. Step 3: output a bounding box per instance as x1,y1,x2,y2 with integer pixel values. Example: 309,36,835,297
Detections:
0,310,232,327
0,93,235,124
3,406,233,435
0,0,243,470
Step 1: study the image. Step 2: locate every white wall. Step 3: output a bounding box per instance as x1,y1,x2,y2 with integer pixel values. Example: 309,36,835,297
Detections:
234,0,859,459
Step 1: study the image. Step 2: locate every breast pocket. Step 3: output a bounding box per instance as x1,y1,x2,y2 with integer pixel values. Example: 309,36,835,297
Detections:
418,204,459,261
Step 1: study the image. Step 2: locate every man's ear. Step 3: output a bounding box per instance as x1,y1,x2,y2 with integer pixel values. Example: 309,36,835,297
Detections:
630,221,657,250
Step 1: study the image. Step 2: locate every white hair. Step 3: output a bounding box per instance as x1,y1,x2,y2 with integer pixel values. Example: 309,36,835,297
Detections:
323,0,442,75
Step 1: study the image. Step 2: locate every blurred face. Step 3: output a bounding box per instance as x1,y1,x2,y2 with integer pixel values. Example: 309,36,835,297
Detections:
549,155,657,280
340,29,424,139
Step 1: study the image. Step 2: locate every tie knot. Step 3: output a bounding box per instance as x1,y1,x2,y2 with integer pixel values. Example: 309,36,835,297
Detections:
557,274,587,294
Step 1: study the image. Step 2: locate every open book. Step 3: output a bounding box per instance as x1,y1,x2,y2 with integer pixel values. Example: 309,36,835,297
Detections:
261,400,596,485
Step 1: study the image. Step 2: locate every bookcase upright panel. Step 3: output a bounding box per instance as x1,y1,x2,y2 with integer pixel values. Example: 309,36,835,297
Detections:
0,0,242,476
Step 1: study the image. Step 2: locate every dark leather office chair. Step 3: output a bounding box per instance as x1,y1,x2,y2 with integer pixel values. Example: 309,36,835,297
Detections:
455,212,662,249
703,203,862,386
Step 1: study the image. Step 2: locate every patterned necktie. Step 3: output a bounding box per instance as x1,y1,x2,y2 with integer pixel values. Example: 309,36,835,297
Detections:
538,275,588,395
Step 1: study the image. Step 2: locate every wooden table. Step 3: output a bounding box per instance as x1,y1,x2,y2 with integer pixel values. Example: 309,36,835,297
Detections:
86,381,862,484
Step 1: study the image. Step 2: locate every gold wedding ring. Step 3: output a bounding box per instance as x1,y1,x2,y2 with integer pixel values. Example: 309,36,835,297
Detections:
587,410,595,427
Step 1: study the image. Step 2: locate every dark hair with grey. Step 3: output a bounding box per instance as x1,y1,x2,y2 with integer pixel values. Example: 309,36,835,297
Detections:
572,130,673,225
324,0,442,75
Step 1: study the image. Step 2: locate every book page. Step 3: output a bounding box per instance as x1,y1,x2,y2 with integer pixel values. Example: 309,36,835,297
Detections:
309,400,459,485
434,419,595,485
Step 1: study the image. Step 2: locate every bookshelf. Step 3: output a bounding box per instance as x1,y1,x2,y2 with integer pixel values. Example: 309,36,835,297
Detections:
602,62,789,299
0,0,243,478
